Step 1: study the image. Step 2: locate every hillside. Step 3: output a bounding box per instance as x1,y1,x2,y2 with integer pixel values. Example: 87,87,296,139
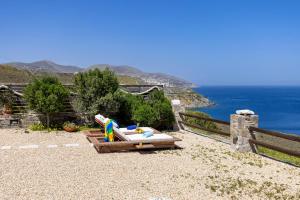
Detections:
7,60,82,73
4,60,195,88
89,64,195,88
0,65,143,85
0,64,34,83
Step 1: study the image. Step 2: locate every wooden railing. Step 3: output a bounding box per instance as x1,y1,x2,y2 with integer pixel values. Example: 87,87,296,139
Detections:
248,126,300,157
178,112,230,137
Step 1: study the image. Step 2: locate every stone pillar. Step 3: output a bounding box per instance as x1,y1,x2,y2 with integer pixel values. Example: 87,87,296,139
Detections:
171,99,185,131
230,112,258,152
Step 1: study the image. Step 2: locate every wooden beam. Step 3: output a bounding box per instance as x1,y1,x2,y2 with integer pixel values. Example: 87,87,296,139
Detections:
178,120,230,136
179,112,230,125
249,126,300,143
249,139,300,157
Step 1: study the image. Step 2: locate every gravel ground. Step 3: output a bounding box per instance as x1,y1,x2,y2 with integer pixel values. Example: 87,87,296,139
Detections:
0,128,299,200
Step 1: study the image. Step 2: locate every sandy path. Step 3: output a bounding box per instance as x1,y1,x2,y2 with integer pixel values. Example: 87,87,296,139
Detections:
0,129,299,200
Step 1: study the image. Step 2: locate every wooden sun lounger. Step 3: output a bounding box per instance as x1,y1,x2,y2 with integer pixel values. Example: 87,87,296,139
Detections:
85,129,181,153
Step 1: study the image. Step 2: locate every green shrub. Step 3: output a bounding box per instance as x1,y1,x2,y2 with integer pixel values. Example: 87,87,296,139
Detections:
90,92,121,117
29,123,61,132
132,103,158,127
115,93,143,126
29,123,46,131
73,69,175,130
132,90,175,129
149,91,175,129
74,68,119,116
103,90,175,130
185,110,218,130
24,76,69,128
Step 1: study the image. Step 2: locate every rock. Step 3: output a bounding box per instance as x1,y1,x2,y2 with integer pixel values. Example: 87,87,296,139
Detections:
165,87,213,109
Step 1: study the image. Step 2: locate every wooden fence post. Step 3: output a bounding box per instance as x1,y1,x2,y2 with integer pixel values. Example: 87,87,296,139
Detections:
230,111,259,152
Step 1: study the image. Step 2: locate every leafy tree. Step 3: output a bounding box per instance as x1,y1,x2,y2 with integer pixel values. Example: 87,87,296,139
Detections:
24,76,69,128
90,92,121,117
73,68,119,120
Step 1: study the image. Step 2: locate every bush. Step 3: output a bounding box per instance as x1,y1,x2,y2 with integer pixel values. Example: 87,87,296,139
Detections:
74,68,119,115
24,76,69,128
114,93,143,126
185,110,218,130
132,103,158,127
132,90,175,129
97,90,175,130
29,123,46,131
73,69,175,130
90,92,121,117
148,90,175,129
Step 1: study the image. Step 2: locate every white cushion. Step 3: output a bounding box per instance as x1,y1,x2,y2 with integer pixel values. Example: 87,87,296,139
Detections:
119,127,153,133
113,127,130,140
236,109,255,115
126,133,173,141
114,127,173,141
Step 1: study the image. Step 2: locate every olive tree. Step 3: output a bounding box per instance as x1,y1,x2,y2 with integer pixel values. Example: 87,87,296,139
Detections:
73,68,119,120
24,76,69,128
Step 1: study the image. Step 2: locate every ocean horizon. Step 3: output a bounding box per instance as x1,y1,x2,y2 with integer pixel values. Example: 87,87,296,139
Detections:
194,86,300,136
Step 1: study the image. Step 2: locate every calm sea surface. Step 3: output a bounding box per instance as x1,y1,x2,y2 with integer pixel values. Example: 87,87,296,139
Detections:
194,86,300,135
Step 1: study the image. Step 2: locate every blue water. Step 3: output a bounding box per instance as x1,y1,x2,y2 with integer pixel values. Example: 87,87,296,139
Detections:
194,86,300,135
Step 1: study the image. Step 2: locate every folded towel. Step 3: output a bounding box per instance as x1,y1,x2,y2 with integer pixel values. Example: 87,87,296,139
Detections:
127,125,137,130
143,131,154,138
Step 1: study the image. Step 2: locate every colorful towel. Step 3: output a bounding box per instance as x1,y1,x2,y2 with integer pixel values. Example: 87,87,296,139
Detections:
95,114,114,142
104,119,114,142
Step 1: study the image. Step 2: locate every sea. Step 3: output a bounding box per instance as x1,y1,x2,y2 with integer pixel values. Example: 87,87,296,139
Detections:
194,86,300,136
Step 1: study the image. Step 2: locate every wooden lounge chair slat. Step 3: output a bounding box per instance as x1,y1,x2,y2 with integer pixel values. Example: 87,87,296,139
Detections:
135,144,155,149
85,128,181,153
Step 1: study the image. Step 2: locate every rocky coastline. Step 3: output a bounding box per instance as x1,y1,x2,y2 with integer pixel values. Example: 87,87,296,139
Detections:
164,87,214,110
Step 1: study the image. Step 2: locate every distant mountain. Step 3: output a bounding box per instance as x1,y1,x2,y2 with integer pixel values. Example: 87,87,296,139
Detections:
0,64,34,83
3,60,195,87
0,64,74,84
88,64,195,88
6,60,82,73
0,64,143,85
88,64,144,76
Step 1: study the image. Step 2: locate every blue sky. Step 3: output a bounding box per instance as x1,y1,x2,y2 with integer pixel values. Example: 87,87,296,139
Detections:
0,0,299,85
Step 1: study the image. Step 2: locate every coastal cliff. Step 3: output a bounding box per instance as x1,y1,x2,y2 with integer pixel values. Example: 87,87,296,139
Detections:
164,87,213,109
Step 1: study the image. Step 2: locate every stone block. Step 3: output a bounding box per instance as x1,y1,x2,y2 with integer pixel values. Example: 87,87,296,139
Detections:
230,114,258,152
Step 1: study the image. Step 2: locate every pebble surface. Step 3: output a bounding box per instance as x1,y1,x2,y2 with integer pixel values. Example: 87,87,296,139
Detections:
0,129,299,200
